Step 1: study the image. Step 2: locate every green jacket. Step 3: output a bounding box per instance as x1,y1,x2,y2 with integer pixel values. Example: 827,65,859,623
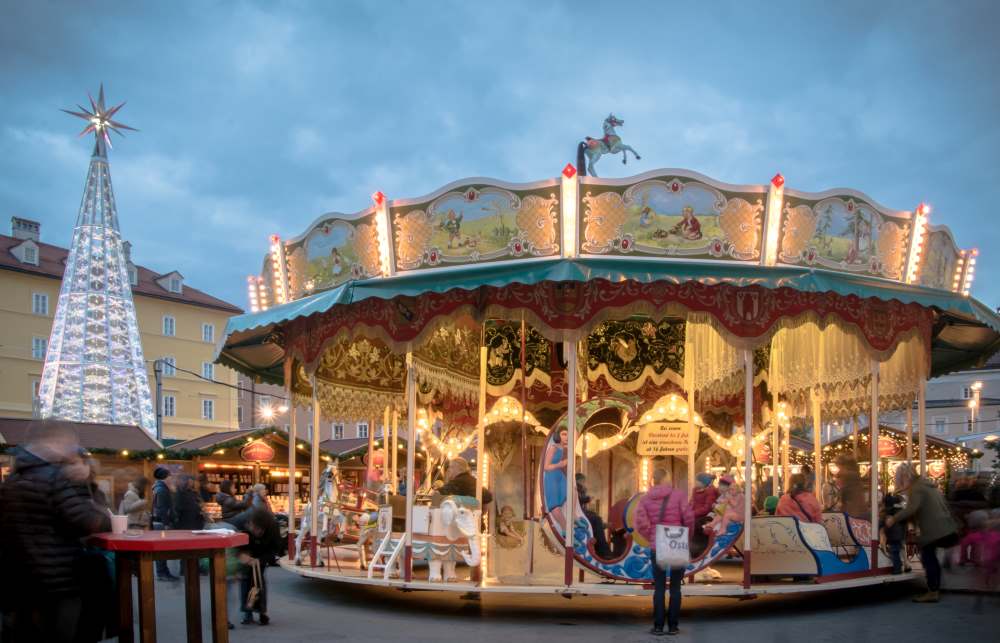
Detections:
893,477,957,547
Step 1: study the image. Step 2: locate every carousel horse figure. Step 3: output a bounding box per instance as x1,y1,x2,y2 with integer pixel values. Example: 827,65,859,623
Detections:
294,462,347,564
576,113,641,177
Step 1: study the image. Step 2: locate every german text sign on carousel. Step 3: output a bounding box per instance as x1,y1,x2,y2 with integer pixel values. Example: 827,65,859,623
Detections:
217,115,993,597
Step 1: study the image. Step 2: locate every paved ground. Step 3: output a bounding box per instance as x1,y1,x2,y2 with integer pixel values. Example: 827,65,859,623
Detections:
139,568,996,642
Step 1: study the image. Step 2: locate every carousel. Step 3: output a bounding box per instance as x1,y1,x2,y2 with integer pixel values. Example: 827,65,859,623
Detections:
217,149,999,597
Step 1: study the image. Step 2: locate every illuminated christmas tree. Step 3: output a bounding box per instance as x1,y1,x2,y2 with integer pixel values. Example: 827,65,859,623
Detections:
37,86,156,434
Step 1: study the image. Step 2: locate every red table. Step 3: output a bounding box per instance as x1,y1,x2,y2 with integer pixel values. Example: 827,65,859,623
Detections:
89,530,248,643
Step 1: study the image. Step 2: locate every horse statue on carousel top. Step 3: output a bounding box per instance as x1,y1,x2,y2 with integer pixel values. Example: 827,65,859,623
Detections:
577,113,641,177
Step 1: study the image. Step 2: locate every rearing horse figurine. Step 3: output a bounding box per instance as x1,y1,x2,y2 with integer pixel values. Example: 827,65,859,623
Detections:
577,113,641,177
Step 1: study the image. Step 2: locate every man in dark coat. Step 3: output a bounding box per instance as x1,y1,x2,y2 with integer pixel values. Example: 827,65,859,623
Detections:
436,457,492,505
151,466,179,580
0,421,111,643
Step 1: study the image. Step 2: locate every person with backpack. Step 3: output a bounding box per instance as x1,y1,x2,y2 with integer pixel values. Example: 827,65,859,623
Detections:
634,468,694,636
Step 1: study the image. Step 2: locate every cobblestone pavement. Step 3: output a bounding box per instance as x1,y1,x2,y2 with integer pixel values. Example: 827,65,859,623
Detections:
139,568,996,642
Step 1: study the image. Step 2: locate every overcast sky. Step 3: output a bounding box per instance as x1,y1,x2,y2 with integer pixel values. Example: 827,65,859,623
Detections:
3,0,999,310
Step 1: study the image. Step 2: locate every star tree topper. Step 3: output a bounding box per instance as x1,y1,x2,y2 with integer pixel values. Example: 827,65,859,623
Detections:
61,84,137,156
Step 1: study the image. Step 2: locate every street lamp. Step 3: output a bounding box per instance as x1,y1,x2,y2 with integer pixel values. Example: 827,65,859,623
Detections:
968,398,978,432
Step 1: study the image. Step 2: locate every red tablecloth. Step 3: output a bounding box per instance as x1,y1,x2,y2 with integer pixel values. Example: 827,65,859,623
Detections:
90,529,247,552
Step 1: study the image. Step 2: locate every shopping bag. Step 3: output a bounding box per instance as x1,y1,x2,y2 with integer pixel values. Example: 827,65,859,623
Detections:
655,525,690,569
245,559,262,610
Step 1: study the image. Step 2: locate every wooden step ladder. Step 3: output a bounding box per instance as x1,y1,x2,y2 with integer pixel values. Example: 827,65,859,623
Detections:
367,531,406,579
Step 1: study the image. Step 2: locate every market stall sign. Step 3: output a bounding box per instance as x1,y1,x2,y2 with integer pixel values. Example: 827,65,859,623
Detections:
241,440,275,463
637,422,690,456
927,460,946,478
877,437,900,458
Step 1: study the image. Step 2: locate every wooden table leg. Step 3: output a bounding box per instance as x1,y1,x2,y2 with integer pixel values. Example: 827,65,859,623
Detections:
117,554,135,643
185,558,203,643
137,552,157,643
208,550,229,643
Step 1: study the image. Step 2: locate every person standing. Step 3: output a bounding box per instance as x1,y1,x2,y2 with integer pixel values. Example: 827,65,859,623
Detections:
635,468,694,636
175,475,205,530
886,463,959,602
0,421,112,643
119,477,150,530
151,467,179,581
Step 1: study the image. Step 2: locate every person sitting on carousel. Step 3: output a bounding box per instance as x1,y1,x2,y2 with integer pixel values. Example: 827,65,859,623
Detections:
690,473,719,553
705,475,744,535
775,474,823,523
435,457,492,505
576,473,618,559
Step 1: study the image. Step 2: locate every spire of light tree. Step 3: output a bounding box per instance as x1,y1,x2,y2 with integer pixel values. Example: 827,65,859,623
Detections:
37,85,156,435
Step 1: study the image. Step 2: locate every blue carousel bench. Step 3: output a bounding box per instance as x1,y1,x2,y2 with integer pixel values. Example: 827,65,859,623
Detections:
749,512,869,579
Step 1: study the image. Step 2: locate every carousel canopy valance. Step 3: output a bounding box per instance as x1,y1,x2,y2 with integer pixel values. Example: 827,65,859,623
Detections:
218,256,1000,385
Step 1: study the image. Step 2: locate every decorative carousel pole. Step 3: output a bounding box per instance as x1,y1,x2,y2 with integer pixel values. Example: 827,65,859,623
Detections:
742,349,754,589
404,352,416,582
309,376,322,567
812,395,822,502
918,379,928,475
869,359,880,572
286,367,298,557
38,86,156,434
564,337,579,587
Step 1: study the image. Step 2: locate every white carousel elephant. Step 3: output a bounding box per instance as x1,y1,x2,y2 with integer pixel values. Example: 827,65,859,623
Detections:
427,497,481,582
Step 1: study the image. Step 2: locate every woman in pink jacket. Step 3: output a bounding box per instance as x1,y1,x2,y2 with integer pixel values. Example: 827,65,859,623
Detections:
775,474,823,523
635,468,694,636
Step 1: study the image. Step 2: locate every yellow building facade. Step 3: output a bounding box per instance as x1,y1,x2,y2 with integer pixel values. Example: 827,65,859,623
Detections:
0,218,243,441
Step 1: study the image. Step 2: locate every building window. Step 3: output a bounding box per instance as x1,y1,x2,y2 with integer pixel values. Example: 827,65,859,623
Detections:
962,387,972,400
202,362,214,380
31,379,40,401
933,418,946,435
160,356,176,377
202,323,214,343
168,277,182,293
967,418,974,433
163,394,176,417
357,422,369,439
333,423,344,440
237,406,244,425
31,337,47,360
202,399,214,420
23,246,37,265
128,265,138,286
162,315,175,336
32,293,48,315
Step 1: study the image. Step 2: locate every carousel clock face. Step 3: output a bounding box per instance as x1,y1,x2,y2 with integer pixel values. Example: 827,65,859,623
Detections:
536,396,743,582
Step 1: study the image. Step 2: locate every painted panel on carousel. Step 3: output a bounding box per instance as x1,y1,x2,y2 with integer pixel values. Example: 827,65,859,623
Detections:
390,180,560,272
484,320,552,397
777,191,911,280
538,396,743,582
285,209,382,297
919,227,962,291
580,174,765,261
586,318,685,392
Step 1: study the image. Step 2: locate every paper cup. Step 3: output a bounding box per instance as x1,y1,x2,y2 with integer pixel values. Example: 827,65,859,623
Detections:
111,514,128,534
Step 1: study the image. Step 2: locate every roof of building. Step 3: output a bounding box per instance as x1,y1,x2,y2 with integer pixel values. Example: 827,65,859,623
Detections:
319,437,370,456
168,429,258,451
0,233,242,314
0,417,161,451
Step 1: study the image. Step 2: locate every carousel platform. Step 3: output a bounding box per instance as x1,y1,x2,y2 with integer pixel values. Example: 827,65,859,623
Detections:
279,554,922,598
